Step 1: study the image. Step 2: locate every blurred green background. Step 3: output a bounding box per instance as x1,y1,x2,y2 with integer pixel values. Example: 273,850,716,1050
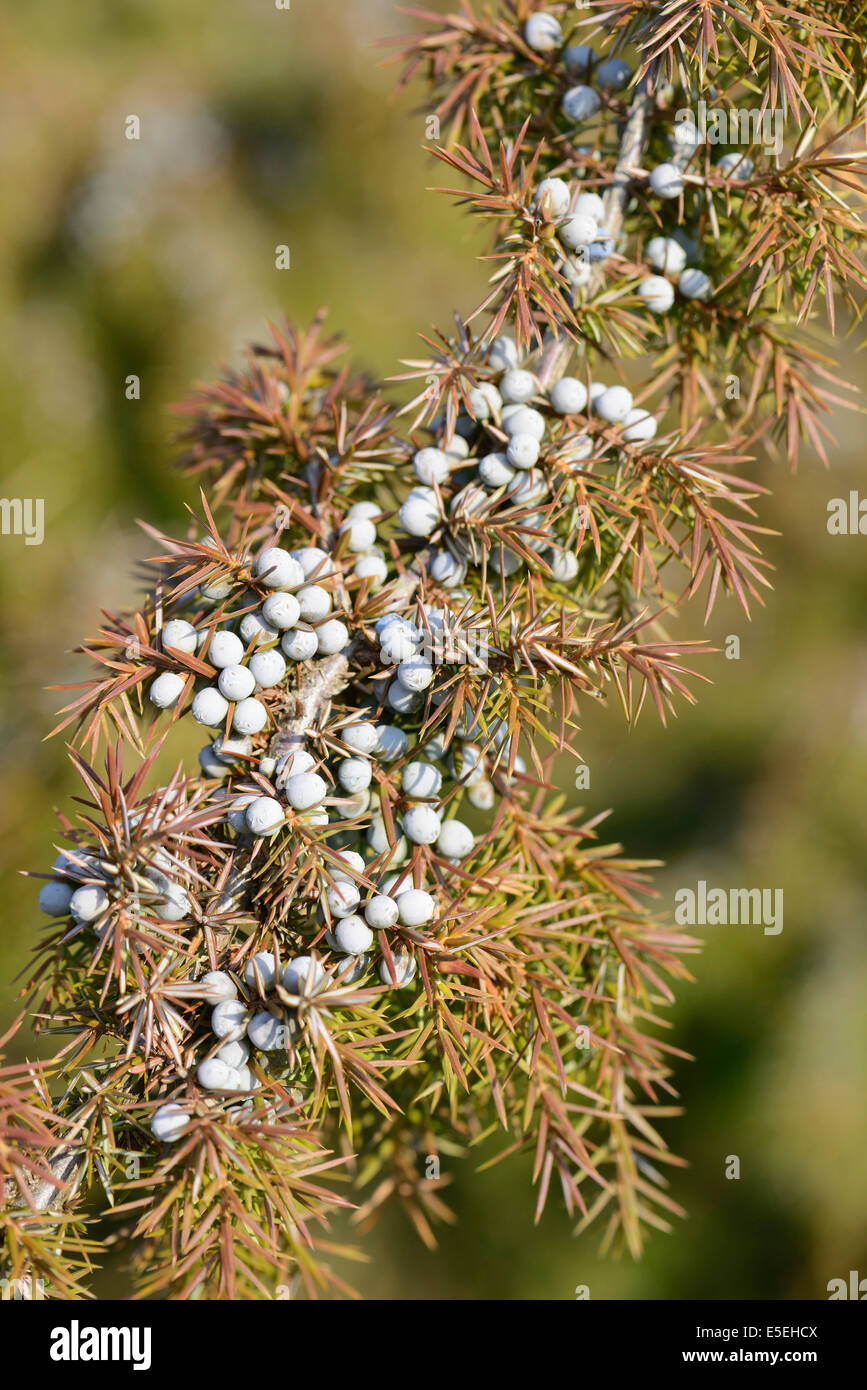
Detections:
1,0,865,1300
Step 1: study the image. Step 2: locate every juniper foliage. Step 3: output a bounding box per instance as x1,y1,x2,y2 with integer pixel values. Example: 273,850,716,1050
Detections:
2,0,865,1298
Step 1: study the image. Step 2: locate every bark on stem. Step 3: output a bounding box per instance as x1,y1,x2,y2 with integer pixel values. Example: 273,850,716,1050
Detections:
536,75,654,391
28,1151,81,1214
268,651,354,763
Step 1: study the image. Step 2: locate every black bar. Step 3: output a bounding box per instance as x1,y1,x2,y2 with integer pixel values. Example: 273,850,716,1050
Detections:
2,1298,862,1375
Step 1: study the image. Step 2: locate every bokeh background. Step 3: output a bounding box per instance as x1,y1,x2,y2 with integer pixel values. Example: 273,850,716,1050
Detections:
1,0,865,1300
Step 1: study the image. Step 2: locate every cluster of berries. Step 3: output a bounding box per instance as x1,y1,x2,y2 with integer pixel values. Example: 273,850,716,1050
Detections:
38,847,190,937
150,542,353,734
397,329,658,584
523,9,761,319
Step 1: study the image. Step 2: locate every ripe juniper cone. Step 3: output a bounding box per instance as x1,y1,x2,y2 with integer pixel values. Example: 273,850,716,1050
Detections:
4,1,866,1300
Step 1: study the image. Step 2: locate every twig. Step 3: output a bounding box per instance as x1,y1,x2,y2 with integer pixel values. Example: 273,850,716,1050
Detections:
536,76,653,390
28,1151,81,1214
269,651,355,763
